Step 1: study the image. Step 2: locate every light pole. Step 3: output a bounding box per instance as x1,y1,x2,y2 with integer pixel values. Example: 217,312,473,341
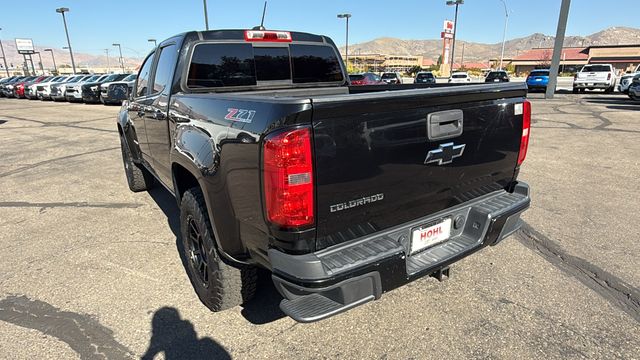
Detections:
446,0,463,72
56,7,76,74
148,39,157,47
337,13,352,71
0,28,9,77
499,0,509,70
203,0,209,30
104,49,110,73
35,51,44,75
44,48,57,74
112,43,125,72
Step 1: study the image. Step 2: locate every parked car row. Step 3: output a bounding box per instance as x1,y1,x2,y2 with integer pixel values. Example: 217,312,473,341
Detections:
0,73,137,105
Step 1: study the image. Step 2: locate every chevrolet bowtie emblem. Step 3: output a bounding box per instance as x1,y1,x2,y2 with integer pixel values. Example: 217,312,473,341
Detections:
424,142,466,165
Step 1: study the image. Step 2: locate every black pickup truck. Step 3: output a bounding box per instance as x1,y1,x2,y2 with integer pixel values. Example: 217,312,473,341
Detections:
118,29,531,323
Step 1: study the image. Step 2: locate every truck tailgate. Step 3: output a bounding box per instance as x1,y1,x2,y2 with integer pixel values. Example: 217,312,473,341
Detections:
311,83,527,250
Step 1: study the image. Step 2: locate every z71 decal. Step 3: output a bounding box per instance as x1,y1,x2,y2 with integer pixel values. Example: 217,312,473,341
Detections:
225,108,256,123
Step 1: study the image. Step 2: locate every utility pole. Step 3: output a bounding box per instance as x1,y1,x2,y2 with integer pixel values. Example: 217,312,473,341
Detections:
104,49,110,73
0,28,9,76
499,0,509,70
112,43,125,72
446,0,463,72
35,52,44,75
546,0,571,99
44,49,57,74
337,13,352,71
203,0,210,30
56,7,76,74
460,43,465,69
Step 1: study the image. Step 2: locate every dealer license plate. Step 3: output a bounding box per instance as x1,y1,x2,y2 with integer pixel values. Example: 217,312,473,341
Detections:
410,218,452,254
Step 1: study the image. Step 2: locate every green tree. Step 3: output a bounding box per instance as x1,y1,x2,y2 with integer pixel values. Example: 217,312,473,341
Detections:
407,65,422,76
437,55,443,66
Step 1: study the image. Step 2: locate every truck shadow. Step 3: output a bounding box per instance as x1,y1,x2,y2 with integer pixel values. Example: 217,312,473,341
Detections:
141,307,231,360
147,186,285,325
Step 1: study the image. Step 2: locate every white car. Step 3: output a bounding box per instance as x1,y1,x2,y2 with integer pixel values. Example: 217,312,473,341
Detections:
573,64,616,93
65,74,105,102
35,76,71,100
448,72,471,83
618,64,640,94
52,75,91,101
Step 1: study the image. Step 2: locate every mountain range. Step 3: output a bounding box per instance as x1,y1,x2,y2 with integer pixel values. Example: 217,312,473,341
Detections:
340,27,640,63
0,40,143,71
2,27,639,70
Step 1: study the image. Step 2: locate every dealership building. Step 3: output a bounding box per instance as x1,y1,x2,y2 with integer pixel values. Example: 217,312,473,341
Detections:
505,44,640,76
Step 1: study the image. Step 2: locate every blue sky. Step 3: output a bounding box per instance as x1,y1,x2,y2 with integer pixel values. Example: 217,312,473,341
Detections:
1,0,638,58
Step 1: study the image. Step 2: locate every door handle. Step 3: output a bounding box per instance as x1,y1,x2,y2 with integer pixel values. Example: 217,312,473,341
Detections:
152,110,166,120
427,110,463,140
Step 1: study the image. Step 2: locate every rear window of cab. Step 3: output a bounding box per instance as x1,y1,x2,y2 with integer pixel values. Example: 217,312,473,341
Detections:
187,43,344,88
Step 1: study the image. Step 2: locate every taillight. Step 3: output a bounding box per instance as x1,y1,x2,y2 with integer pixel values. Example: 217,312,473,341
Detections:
263,127,314,228
245,30,292,42
607,73,611,80
517,100,531,165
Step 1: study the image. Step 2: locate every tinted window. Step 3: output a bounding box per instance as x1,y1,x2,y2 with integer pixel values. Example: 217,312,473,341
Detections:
452,74,467,78
153,44,178,93
136,52,155,97
254,47,290,81
290,44,343,83
188,43,256,88
530,71,549,77
381,73,397,79
417,73,434,79
349,74,364,81
582,65,611,72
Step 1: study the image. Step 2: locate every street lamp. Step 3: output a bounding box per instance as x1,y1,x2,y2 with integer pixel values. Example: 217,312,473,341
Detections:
148,39,157,47
112,43,125,72
203,0,210,30
0,28,9,77
498,0,509,70
446,0,463,72
337,13,352,71
56,7,77,74
44,49,57,74
104,49,111,73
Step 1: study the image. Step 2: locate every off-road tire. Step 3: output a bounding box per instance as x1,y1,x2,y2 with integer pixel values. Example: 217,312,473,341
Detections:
572,87,579,94
604,86,613,94
180,187,257,311
120,135,154,192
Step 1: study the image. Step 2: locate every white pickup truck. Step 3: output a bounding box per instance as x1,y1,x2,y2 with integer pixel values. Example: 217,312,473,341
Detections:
573,64,616,93
618,64,640,93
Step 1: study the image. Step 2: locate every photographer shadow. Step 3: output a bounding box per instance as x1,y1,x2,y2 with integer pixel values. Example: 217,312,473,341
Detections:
141,307,230,360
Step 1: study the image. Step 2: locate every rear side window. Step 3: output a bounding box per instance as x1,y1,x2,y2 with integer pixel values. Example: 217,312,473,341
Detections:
153,44,178,93
188,43,256,88
290,44,343,83
136,52,155,97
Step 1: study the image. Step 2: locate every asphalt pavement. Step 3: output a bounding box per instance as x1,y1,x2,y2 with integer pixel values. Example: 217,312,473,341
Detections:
0,91,638,359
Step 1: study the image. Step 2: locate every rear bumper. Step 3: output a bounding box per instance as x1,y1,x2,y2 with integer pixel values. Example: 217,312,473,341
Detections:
573,82,611,89
270,181,531,322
